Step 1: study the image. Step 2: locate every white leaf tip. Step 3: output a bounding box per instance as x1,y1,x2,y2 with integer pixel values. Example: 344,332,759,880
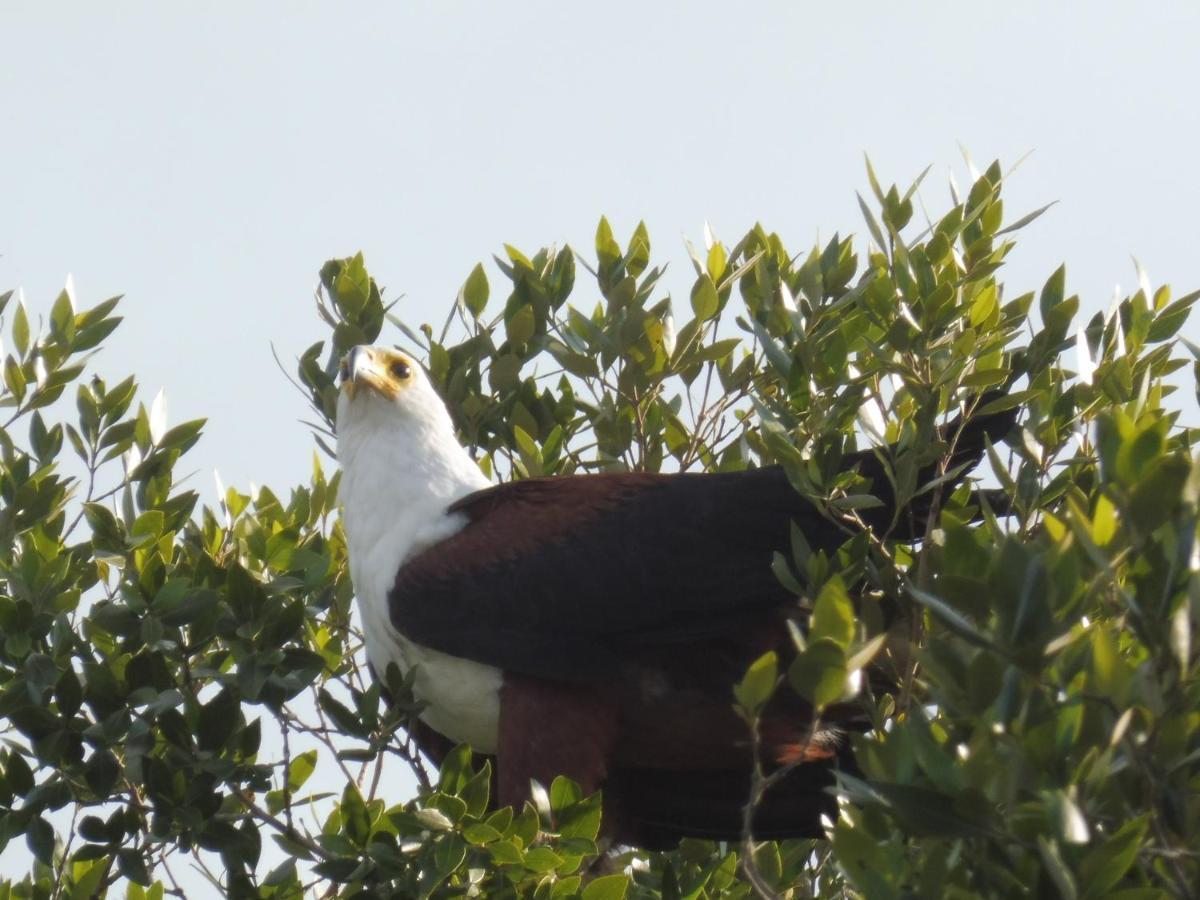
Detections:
149,389,168,444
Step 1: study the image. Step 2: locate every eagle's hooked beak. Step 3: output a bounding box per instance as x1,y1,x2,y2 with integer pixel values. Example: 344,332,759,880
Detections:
340,346,370,400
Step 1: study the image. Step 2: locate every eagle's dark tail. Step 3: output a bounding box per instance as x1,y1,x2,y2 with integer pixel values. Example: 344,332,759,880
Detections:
853,394,1019,541
603,744,860,849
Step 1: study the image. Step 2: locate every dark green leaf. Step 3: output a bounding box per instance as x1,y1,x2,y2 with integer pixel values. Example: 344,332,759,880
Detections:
25,816,55,866
340,783,371,846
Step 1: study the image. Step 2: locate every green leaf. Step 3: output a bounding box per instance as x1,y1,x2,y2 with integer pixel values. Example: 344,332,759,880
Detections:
51,288,75,342
690,275,719,320
753,840,782,885
995,200,1057,236
549,775,582,812
131,510,164,541
55,668,83,716
522,846,564,873
1146,287,1200,342
1038,836,1078,900
582,874,630,900
788,638,847,708
157,418,206,451
547,342,599,378
626,221,651,279
750,318,792,374
962,367,1010,389
13,299,30,356
810,576,855,648
909,584,995,649
488,838,524,866
75,294,120,328
707,241,727,282
333,252,371,318
463,823,502,845
429,792,467,824
557,791,602,842
595,217,621,287
857,191,888,252
863,154,887,204
197,687,238,751
733,651,778,716
1091,494,1118,546
460,762,492,818
1039,264,1066,321
6,751,34,795
771,552,803,595
84,750,119,796
595,216,619,258
693,337,741,364
969,284,998,327
5,355,26,402
117,848,152,886
287,750,318,793
506,303,535,346
503,244,532,269
460,263,489,318
318,688,366,738
438,743,474,796
74,316,122,352
489,354,522,392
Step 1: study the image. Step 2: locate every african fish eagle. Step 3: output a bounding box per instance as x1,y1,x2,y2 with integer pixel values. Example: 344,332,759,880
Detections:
334,344,1015,847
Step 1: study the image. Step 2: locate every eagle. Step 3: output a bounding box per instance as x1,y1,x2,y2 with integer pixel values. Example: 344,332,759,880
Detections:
334,344,1014,848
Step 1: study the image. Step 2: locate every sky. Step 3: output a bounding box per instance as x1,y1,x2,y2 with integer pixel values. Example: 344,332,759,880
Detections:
2,0,1199,888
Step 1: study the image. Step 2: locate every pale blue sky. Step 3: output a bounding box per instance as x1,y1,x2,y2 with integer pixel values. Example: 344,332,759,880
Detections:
4,2,1199,497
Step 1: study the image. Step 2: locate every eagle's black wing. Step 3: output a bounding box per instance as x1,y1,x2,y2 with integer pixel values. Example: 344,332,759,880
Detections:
388,405,1016,682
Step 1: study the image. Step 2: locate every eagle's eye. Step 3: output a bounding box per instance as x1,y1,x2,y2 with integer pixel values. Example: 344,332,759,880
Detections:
338,358,349,381
390,359,412,380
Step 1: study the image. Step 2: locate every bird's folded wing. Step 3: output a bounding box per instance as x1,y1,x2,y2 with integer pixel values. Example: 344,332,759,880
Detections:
388,468,814,681
388,401,1017,682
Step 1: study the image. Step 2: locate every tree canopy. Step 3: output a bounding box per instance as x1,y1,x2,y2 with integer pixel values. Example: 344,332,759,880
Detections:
0,158,1197,898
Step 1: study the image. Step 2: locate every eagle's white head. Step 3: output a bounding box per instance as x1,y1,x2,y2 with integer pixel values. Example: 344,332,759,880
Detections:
336,345,454,444
335,344,488,507
335,345,490,645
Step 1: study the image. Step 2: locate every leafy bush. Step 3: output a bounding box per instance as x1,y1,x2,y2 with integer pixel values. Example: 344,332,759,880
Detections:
0,158,1196,898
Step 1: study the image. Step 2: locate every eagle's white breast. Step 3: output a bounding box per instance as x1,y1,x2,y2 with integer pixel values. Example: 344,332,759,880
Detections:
336,365,502,753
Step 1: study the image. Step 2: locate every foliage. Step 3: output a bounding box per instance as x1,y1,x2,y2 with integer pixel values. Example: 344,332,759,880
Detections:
0,157,1198,898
